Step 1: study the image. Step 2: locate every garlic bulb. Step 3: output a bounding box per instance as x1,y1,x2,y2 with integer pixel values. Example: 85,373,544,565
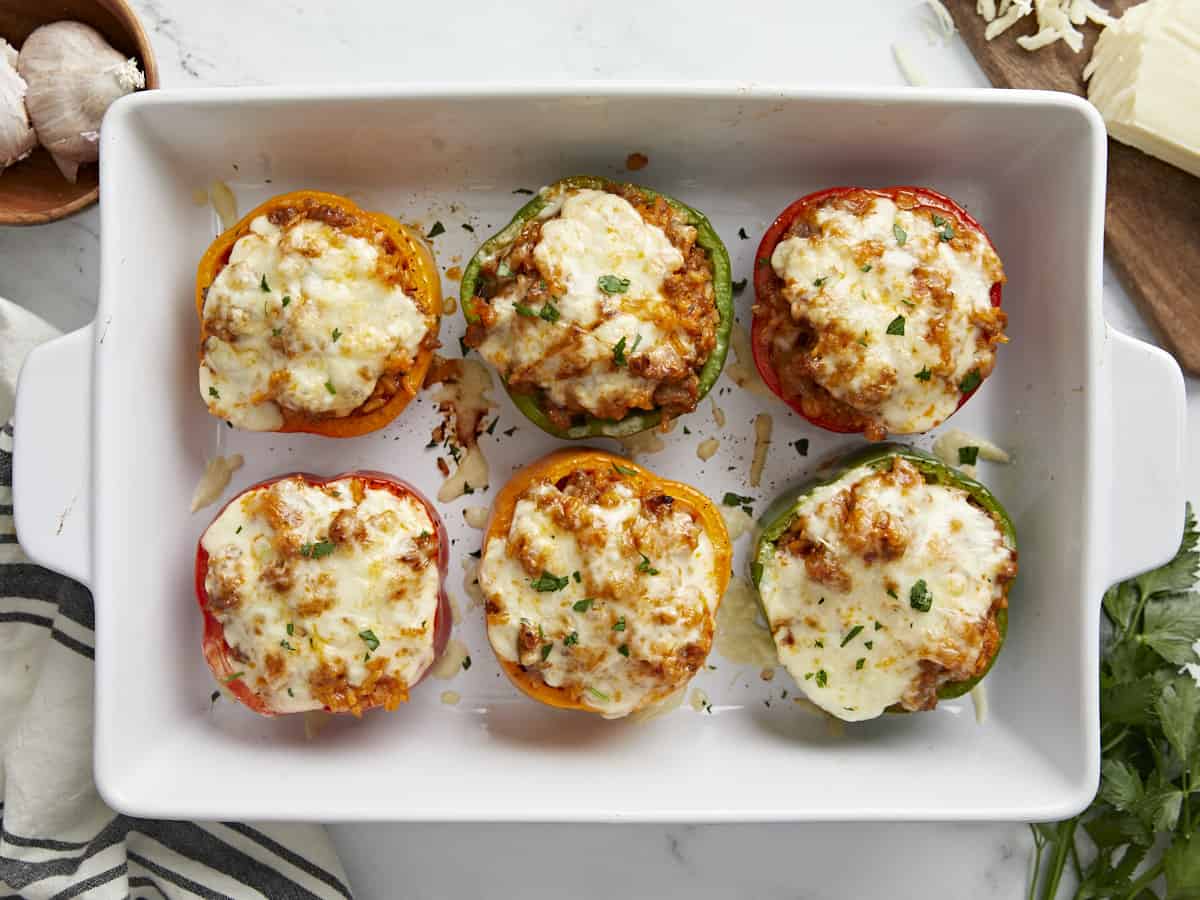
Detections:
18,22,144,183
0,39,36,173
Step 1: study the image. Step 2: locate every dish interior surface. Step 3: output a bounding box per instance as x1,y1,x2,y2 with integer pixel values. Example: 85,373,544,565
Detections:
92,88,1104,821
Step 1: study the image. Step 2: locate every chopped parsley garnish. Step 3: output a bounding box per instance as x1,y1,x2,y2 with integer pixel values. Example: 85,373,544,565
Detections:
938,220,955,242
281,295,291,307
514,302,538,317
223,671,244,684
462,655,471,670
874,621,884,631
235,526,242,534
280,639,295,651
815,669,828,688
469,549,481,559
260,274,270,292
287,688,294,697
612,336,628,367
630,334,642,354
959,445,980,466
573,598,594,612
915,366,932,382
531,571,570,592
636,554,659,576
892,223,907,246
538,302,561,323
272,327,282,337
324,380,337,395
540,643,553,661
611,462,638,477
959,370,982,393
503,426,517,437
486,418,498,435
208,386,220,399
813,276,827,287
512,187,535,195
613,616,626,632
618,643,630,657
587,686,610,702
886,315,906,336
856,658,865,670
909,579,933,612
286,623,294,635
886,587,898,599
756,257,768,267
814,639,824,648
426,221,445,239
857,335,869,347
210,690,220,705
864,641,873,650
331,327,342,342
932,213,946,227
731,278,748,296
461,223,475,233
794,438,809,457
723,492,754,507
458,337,469,356
598,274,631,294
355,628,379,652
840,625,864,647
860,263,873,272
564,632,579,647
300,540,336,559
738,227,749,240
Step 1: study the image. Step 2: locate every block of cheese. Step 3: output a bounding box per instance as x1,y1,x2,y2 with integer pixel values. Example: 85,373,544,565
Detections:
1085,0,1200,179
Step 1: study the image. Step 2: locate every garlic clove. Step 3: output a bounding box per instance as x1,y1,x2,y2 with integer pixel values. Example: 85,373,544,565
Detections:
17,22,144,184
0,40,36,173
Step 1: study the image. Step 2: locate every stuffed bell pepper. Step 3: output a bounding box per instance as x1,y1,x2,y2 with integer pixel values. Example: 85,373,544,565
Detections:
461,176,733,438
752,187,1007,441
195,471,450,716
197,190,442,437
478,449,731,717
752,444,1017,722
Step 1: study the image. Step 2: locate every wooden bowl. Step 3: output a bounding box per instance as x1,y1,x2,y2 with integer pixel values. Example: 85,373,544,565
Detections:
0,0,158,225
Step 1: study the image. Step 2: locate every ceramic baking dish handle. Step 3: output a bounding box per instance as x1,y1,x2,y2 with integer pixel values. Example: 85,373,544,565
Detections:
12,325,93,586
1104,325,1187,586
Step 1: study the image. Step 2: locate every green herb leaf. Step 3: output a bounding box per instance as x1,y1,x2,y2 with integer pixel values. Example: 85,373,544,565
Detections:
223,671,244,684
793,438,809,457
915,366,932,382
886,315,905,336
750,561,764,586
738,227,749,240
636,554,659,576
840,625,864,647
512,188,535,195
939,221,955,242
612,336,628,366
909,579,932,612
958,446,980,466
462,655,471,670
893,223,907,246
611,462,638,477
358,629,380,651
618,643,630,657
815,669,828,688
613,616,626,632
531,571,569,592
587,686,610,702
932,214,946,227
331,327,342,342
426,221,445,239
541,643,553,661
538,302,561,323
1167,836,1200,898
462,223,475,233
260,274,270,292
598,274,631,295
514,302,538,317
723,492,754,507
732,278,748,296
281,295,291,307
1142,596,1200,665
564,632,579,647
1100,759,1144,812
860,263,872,272
324,380,337,395
630,334,642,355
300,540,336,559
208,386,220,399
856,658,865,670
286,623,294,635
959,370,982,393
273,327,282,337
572,571,581,583
573,598,594,612
813,276,827,287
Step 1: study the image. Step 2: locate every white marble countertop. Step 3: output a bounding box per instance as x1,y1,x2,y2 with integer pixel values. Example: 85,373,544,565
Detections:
2,1,1197,897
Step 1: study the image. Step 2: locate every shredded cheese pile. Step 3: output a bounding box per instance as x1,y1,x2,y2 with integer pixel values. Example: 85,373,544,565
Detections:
978,0,1114,52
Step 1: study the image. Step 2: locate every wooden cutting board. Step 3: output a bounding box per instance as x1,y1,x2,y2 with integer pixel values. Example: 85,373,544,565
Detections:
943,0,1200,374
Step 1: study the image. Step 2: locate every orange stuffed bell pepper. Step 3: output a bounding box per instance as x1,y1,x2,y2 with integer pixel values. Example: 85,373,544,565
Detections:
477,448,731,718
196,190,442,438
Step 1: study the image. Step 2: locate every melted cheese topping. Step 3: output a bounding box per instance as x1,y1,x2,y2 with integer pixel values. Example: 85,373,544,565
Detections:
479,472,720,718
200,476,441,714
758,459,1014,722
199,215,430,431
476,188,688,417
770,194,1004,434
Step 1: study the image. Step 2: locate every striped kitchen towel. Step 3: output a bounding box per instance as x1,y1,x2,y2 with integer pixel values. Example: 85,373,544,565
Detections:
0,297,354,899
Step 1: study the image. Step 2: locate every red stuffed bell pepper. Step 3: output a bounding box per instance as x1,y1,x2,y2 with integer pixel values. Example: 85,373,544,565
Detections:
195,471,450,716
752,186,1007,441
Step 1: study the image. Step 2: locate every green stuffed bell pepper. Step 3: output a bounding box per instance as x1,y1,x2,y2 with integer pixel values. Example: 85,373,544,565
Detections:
459,175,733,439
752,443,1017,722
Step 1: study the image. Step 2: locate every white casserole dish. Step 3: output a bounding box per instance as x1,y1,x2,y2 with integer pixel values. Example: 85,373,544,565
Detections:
12,84,1187,822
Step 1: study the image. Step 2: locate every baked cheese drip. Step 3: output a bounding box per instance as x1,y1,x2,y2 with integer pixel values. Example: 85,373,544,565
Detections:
200,476,441,714
199,211,431,431
769,191,1006,436
480,468,720,718
470,186,718,425
758,458,1016,722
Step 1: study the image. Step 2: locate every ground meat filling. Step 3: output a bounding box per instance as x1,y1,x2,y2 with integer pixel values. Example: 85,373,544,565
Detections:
754,189,1007,440
465,183,719,427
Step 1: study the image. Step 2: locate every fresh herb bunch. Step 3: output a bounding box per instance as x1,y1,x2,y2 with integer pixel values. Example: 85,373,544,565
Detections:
1030,504,1199,899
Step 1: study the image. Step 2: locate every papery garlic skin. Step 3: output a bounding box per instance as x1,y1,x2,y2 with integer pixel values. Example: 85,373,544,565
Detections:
0,39,36,173
18,22,145,183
